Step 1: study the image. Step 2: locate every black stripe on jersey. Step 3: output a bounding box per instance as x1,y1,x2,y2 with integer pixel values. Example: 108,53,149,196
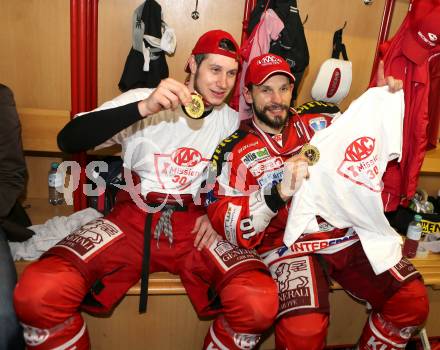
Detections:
210,129,247,177
296,100,340,115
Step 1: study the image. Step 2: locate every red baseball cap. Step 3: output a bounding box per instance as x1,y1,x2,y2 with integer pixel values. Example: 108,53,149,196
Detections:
244,53,295,86
184,30,240,72
401,7,440,64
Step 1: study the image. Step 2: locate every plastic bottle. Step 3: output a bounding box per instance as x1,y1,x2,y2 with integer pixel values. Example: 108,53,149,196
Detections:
48,162,64,205
403,214,423,258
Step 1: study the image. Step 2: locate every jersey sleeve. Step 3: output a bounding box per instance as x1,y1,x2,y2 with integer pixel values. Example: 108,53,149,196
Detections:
57,88,153,153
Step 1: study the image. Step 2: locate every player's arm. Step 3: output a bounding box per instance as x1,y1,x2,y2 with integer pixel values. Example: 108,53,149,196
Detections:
58,78,192,153
137,78,191,116
375,60,403,92
206,185,271,249
57,102,143,153
206,153,308,249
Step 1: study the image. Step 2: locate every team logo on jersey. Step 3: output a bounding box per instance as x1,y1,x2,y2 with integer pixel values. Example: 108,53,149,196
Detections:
155,147,209,191
318,221,334,232
22,324,50,346
308,117,327,132
336,136,383,192
171,147,202,167
241,147,270,167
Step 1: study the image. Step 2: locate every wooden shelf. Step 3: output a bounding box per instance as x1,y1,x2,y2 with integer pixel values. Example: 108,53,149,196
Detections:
18,108,71,153
24,197,74,225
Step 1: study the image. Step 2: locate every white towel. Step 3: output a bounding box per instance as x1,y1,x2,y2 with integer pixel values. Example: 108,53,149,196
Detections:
9,208,103,261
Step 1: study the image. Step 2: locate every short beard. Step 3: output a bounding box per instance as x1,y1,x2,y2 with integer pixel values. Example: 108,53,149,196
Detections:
253,103,289,130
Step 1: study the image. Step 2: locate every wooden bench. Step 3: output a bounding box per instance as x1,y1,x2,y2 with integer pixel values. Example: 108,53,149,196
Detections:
16,107,440,349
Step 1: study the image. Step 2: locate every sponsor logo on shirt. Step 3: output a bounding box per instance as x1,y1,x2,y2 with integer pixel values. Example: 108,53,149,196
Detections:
249,157,283,177
337,136,383,192
237,140,259,154
224,203,241,244
241,147,270,167
418,30,438,47
257,168,284,188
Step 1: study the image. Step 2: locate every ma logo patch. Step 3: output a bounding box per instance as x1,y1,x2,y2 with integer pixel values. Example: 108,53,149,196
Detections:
337,136,383,192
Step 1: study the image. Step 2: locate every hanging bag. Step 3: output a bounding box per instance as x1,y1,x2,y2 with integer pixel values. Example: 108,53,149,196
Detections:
311,26,352,104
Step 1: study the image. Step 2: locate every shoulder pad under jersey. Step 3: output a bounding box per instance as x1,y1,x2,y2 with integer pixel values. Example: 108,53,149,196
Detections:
295,100,340,115
210,129,247,177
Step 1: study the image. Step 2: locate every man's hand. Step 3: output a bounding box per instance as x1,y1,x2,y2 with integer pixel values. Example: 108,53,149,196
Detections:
277,154,309,202
375,60,403,93
137,78,192,117
192,214,221,251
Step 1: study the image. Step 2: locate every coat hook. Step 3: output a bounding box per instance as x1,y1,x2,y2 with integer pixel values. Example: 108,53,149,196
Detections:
341,21,347,30
191,0,200,20
302,14,309,25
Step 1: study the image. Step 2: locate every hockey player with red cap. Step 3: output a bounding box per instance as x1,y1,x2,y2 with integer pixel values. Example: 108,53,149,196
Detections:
13,30,280,350
206,53,428,349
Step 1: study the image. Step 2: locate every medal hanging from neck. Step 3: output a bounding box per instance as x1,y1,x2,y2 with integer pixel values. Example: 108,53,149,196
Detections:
185,93,205,119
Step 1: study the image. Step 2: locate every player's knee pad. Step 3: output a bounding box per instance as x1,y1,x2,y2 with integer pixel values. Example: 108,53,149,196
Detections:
220,270,278,333
14,256,88,328
381,278,429,327
275,312,328,350
203,315,262,350
22,313,90,350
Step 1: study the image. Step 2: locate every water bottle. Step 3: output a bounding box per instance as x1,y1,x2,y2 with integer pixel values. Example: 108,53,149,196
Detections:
48,162,64,205
403,214,423,258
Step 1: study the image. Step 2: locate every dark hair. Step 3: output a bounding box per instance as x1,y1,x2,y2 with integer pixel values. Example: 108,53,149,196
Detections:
194,38,237,67
218,38,237,52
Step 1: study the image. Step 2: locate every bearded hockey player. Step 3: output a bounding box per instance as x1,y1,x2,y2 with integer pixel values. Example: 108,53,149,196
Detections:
206,53,429,349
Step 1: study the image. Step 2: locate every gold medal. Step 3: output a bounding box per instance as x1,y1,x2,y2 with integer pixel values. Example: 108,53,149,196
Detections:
300,144,320,166
185,93,204,119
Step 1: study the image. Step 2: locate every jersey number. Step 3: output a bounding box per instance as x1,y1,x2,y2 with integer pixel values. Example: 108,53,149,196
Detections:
172,175,188,186
241,218,257,240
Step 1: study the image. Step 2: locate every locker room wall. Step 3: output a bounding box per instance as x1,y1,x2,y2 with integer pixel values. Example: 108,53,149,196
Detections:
0,0,410,110
2,0,424,201
97,0,409,111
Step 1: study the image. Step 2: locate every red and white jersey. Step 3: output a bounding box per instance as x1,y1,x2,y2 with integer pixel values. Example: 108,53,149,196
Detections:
86,88,239,197
206,101,357,256
285,87,405,274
